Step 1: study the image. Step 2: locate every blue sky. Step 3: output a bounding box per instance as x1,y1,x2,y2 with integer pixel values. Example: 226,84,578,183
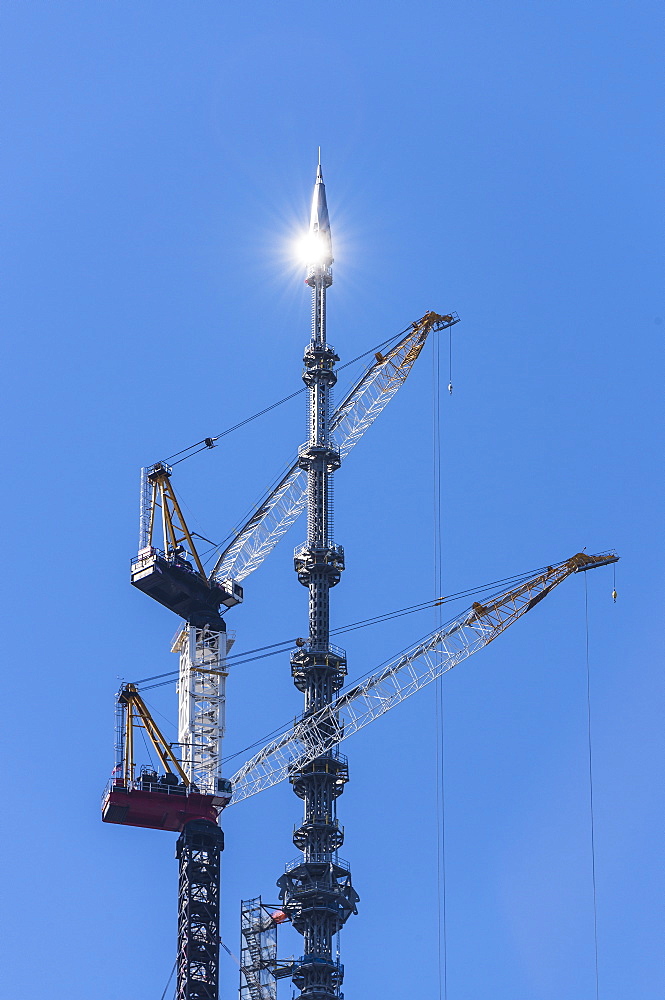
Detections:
1,2,662,998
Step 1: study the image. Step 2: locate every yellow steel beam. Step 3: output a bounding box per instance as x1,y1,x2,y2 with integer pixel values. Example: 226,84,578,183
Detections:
120,684,190,786
157,474,208,580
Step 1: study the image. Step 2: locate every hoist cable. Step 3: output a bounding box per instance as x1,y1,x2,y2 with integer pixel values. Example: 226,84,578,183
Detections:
216,553,608,769
139,721,156,771
219,936,241,967
172,325,426,558
584,574,601,999
143,698,177,737
448,325,453,393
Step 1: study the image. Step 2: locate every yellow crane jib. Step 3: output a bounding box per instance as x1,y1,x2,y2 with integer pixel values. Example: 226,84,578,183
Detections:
466,551,619,632
130,462,243,627
378,311,459,395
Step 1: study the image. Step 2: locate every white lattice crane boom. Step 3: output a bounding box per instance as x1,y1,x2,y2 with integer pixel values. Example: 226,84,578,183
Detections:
211,311,459,585
227,551,618,805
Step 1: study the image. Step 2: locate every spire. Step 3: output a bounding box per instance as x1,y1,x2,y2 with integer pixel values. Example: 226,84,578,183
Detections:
307,155,333,269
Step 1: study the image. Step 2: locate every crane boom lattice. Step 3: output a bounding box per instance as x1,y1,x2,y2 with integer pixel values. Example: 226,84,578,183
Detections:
211,311,459,586
228,552,617,804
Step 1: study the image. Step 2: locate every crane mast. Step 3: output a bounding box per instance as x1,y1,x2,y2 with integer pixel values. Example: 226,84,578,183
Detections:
175,625,234,797
277,163,358,1000
173,624,235,1000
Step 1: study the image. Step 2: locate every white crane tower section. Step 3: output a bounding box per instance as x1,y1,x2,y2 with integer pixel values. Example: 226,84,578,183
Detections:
173,625,235,796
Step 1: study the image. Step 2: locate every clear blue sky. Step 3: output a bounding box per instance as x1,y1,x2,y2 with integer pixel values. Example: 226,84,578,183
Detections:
1,2,662,998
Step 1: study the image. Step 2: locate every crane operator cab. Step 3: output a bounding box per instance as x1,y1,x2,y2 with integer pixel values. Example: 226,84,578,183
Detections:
130,462,243,628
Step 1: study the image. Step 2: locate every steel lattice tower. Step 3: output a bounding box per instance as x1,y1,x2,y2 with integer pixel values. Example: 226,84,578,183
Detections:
277,162,358,1000
176,819,225,1000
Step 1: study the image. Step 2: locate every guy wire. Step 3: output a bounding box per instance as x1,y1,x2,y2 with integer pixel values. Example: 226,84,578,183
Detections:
158,959,176,1000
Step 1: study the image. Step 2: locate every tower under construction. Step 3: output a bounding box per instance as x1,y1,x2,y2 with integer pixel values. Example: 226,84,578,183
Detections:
277,162,359,1000
101,151,621,1000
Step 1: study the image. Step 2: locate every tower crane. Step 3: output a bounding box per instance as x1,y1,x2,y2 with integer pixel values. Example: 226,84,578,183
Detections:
106,306,460,835
114,304,458,836
105,546,618,1000
130,305,459,619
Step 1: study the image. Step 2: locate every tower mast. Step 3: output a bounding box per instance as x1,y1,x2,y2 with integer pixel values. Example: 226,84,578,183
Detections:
278,163,358,1000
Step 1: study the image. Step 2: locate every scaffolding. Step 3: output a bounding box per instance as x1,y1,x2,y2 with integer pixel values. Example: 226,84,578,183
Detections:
240,897,293,1000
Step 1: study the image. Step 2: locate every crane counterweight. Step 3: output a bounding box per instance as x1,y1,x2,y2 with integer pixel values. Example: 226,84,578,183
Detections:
131,550,240,628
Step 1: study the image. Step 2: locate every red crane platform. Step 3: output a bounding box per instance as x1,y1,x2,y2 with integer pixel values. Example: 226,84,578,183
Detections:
102,779,220,833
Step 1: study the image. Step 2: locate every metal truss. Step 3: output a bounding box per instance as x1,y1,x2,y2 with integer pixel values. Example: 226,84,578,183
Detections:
331,310,458,463
228,552,617,804
211,311,459,586
139,462,208,578
176,820,225,1000
175,625,234,796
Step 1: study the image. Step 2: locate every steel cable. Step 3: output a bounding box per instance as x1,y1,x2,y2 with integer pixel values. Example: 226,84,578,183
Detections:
130,560,577,691
162,324,414,468
584,574,601,999
158,960,176,1000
